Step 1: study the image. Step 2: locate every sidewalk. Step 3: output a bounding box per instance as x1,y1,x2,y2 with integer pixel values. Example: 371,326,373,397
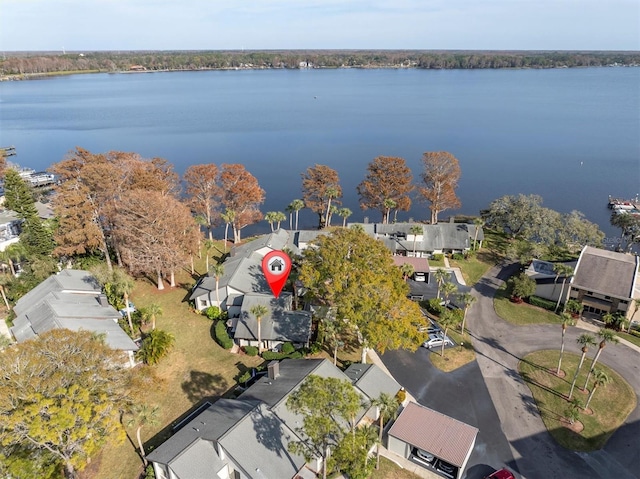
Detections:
0,318,12,341
575,318,640,354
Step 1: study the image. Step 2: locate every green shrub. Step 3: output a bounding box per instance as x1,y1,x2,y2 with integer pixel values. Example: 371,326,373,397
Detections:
214,320,234,349
244,345,258,356
565,299,583,315
451,253,465,260
204,306,222,321
432,254,444,262
528,295,557,312
630,330,640,338
238,370,252,385
309,342,322,354
281,342,295,354
136,329,175,365
396,389,406,403
261,350,304,360
426,298,444,315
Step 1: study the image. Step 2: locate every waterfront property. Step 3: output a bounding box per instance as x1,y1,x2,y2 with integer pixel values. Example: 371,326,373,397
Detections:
9,269,138,366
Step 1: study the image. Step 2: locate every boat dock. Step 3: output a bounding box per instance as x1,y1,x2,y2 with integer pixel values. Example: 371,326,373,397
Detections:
608,195,640,216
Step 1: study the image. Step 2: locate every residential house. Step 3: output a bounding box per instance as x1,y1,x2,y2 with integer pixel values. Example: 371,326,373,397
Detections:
351,221,484,258
568,246,640,319
525,259,578,304
148,358,401,479
9,269,138,366
233,293,312,351
387,401,478,479
0,209,22,252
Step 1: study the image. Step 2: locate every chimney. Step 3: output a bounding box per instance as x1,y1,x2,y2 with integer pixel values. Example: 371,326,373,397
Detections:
97,294,109,307
267,360,280,380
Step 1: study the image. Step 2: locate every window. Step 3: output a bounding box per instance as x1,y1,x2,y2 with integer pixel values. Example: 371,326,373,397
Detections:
199,299,208,308
604,296,611,300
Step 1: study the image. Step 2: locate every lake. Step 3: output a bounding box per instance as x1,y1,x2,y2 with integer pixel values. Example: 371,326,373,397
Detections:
1,67,638,239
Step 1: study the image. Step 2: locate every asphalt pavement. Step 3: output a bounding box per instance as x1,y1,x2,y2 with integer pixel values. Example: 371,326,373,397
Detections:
382,262,640,479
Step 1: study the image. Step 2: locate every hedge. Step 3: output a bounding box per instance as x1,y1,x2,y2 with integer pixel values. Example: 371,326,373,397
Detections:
214,320,234,349
281,342,295,354
528,295,558,312
261,350,304,360
244,346,258,356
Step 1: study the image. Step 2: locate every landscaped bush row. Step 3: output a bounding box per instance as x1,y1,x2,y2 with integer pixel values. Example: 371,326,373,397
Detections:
261,350,304,360
244,345,258,356
528,295,558,312
214,320,233,349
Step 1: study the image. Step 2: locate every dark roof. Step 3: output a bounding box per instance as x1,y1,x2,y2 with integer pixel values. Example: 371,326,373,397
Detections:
388,402,478,467
573,246,638,299
234,293,312,343
147,399,258,465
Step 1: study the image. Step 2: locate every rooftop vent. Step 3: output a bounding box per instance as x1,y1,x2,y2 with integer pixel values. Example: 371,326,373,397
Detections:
267,360,280,380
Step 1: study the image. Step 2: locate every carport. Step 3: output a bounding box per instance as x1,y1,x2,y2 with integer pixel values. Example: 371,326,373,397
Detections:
387,402,478,479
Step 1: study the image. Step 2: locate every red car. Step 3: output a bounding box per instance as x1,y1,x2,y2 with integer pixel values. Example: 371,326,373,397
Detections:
485,469,516,479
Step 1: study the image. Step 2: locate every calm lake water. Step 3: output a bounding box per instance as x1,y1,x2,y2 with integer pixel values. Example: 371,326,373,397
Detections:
1,67,639,239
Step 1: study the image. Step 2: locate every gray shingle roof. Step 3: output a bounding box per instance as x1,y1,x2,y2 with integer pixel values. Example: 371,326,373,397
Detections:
388,401,478,467
219,403,306,479
234,293,312,344
147,399,258,465
231,229,290,259
344,363,402,401
9,270,137,351
168,438,226,479
573,246,639,299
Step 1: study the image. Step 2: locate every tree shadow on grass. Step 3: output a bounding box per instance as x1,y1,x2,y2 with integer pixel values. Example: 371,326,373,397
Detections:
181,370,228,403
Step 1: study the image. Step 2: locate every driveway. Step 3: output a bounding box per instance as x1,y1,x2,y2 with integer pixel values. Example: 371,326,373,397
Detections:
468,264,640,479
382,347,517,479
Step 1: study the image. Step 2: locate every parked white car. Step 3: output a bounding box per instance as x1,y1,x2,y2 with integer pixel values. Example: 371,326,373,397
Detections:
422,333,453,349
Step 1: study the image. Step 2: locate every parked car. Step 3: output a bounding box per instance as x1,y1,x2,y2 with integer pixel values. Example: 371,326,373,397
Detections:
413,272,426,282
484,468,516,479
415,448,435,463
436,459,456,477
422,333,453,349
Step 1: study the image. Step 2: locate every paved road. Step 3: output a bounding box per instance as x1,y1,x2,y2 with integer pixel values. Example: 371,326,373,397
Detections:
469,264,640,479
383,263,640,479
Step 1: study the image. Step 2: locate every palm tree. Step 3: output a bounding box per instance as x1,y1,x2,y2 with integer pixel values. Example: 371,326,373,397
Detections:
409,225,422,256
584,369,610,411
433,269,449,299
4,242,26,277
400,263,414,282
250,304,269,353
203,239,215,272
441,281,457,307
327,205,338,227
137,329,175,365
458,292,476,335
337,207,352,227
383,199,396,224
0,273,12,311
221,209,235,252
370,392,400,470
566,397,582,425
583,328,619,390
289,199,304,230
324,187,339,229
127,404,160,467
473,217,484,250
113,268,135,335
569,333,597,399
553,264,574,312
438,309,460,357
556,313,572,376
141,303,163,330
264,212,278,232
208,262,225,310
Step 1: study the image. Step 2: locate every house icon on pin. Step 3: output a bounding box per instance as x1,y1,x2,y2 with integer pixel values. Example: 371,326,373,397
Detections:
270,258,284,272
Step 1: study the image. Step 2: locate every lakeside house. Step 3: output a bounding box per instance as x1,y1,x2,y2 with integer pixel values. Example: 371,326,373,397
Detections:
9,269,138,367
526,246,640,321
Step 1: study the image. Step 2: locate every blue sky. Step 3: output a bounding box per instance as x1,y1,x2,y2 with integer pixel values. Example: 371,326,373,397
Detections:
1,0,638,51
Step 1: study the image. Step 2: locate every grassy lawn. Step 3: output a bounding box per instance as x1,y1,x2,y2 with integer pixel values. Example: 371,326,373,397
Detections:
494,284,563,326
83,247,263,479
450,254,493,286
429,329,476,372
518,350,636,451
616,331,640,348
428,257,446,268
369,456,423,479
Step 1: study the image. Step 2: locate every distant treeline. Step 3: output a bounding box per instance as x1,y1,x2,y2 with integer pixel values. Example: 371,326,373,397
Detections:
1,50,639,76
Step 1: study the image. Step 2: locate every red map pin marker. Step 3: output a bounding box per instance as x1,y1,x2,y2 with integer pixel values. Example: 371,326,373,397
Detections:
262,250,292,299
